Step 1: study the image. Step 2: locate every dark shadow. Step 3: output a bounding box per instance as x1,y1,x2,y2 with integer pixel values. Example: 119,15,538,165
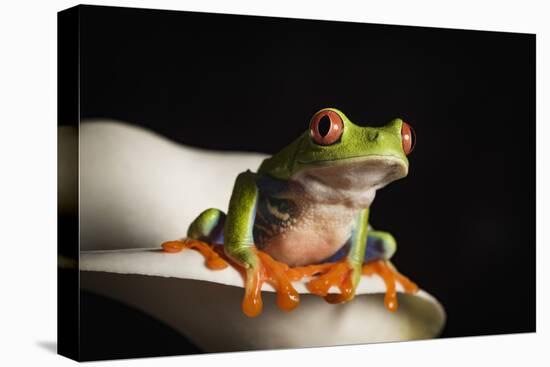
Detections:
80,290,202,361
37,340,57,354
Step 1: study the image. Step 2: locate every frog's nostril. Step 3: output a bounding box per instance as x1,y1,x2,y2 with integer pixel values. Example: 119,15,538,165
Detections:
367,131,379,142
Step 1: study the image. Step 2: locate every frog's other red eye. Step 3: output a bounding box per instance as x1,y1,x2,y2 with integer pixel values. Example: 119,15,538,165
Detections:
309,110,344,146
401,121,416,155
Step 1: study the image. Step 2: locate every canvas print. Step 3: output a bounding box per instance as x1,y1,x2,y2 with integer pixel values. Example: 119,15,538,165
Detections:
57,5,535,361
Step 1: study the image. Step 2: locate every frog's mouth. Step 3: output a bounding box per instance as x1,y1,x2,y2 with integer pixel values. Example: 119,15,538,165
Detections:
297,154,407,168
293,155,408,202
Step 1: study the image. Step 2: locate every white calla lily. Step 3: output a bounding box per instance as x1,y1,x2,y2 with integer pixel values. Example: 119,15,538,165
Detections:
60,121,445,352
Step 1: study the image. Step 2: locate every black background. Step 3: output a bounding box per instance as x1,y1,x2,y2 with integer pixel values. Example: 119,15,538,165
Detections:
77,5,535,360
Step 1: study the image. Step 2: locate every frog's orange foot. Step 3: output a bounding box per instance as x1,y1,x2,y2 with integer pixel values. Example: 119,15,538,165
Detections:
242,250,300,317
362,260,419,312
161,239,228,270
303,260,356,304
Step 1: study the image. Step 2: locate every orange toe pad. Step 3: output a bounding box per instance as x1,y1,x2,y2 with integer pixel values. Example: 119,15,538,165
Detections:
161,239,419,316
362,260,418,312
242,250,301,317
302,260,355,304
161,239,228,270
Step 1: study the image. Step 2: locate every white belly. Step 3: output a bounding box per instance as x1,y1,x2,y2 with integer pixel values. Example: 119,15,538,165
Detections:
262,203,358,266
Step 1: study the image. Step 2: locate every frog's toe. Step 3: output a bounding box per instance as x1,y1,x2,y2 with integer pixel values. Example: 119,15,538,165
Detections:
161,238,228,270
241,249,301,317
242,264,264,317
257,250,301,312
304,260,356,304
362,260,418,312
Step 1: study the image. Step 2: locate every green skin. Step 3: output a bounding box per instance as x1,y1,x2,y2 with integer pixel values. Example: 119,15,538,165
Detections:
188,108,410,297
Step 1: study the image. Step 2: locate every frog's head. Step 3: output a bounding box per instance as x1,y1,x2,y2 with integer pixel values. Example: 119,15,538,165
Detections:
259,108,415,205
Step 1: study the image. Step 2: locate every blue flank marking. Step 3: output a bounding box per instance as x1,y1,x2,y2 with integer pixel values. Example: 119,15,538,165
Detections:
364,236,386,263
321,242,350,262
255,174,290,196
320,236,386,264
206,214,226,244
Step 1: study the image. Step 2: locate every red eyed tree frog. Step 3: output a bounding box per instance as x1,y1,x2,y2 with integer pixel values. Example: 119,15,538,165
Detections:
162,108,418,317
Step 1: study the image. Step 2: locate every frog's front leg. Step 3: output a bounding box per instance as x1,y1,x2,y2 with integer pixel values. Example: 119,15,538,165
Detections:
224,171,300,317
361,230,419,312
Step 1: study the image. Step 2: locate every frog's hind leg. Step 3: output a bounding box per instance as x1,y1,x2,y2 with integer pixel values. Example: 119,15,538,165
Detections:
364,230,397,263
187,208,226,244
161,208,229,270
362,230,418,311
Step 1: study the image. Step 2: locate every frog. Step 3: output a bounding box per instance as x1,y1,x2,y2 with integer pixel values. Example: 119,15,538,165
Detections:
162,108,418,317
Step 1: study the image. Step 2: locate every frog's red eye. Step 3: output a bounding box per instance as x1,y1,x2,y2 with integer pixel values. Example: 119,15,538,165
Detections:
309,110,344,146
401,121,416,155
